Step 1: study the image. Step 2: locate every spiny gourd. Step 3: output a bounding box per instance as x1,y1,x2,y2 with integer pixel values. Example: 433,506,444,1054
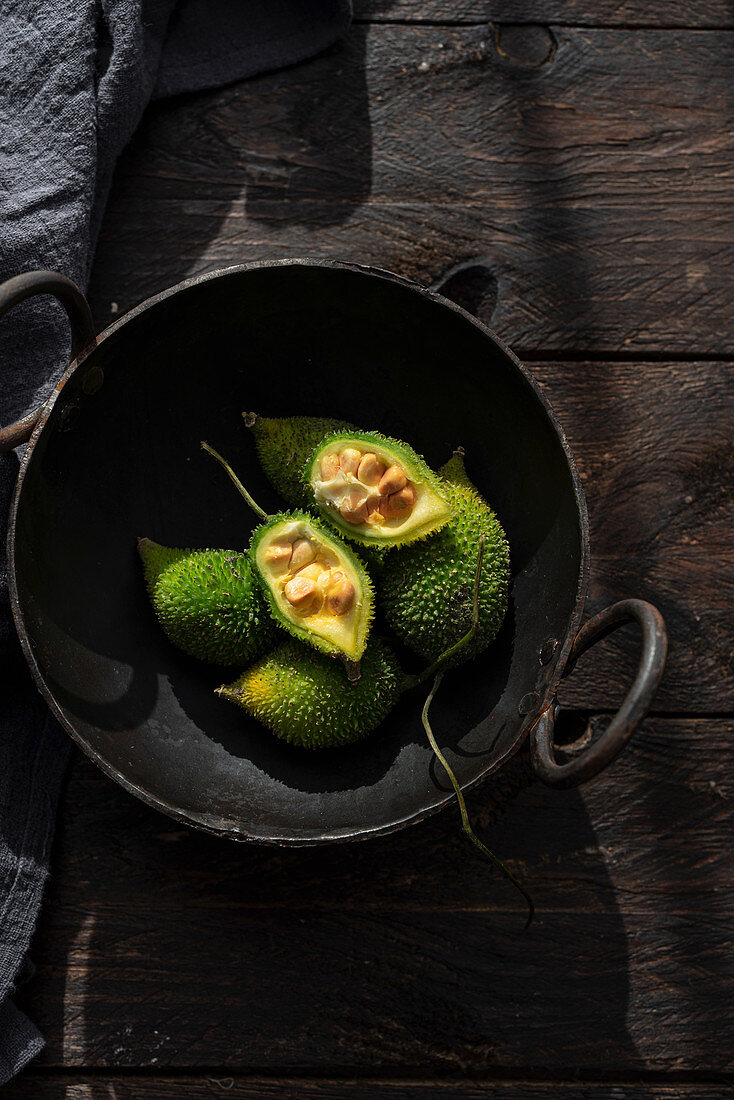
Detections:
202,443,375,663
219,531,486,749
217,637,403,749
250,512,374,662
215,553,533,921
379,452,510,667
243,413,354,509
304,430,453,548
143,430,531,919
138,538,277,664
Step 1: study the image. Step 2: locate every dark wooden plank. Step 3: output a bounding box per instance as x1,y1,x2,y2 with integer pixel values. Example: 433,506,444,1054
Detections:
24,719,734,913
356,2,734,27
89,25,734,355
18,718,734,1071
21,910,734,1072
20,12,731,1086
4,1077,731,1099
529,359,734,712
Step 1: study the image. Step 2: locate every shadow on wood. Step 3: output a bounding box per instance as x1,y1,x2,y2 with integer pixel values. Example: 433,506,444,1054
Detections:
17,751,652,1075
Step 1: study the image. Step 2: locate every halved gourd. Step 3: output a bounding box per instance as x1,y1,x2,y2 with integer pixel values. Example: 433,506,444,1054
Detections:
304,430,453,548
243,413,354,508
250,513,374,661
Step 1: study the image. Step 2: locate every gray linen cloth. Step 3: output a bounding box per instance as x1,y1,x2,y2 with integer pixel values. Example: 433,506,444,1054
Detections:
0,0,351,1081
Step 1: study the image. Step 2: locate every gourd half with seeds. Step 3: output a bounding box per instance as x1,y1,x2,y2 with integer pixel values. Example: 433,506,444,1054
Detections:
250,513,374,662
304,430,453,547
243,413,354,509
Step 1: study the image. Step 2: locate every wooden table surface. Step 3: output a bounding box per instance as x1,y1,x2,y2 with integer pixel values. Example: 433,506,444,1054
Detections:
7,3,734,1097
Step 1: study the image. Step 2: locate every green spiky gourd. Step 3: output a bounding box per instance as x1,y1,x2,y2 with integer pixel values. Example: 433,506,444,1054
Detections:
218,638,403,749
304,429,453,548
249,512,375,662
138,538,277,665
245,414,354,508
379,454,510,667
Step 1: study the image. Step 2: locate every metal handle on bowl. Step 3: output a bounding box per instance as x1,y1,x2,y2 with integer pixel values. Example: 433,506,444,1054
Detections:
530,599,667,789
0,271,96,451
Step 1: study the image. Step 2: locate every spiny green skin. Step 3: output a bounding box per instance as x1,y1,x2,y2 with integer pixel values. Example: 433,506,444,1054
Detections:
379,454,510,668
359,543,389,575
247,416,386,572
138,538,277,665
249,512,375,660
218,638,403,749
249,415,354,509
303,429,453,548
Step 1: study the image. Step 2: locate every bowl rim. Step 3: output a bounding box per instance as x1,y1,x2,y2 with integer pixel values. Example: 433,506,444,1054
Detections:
7,258,590,844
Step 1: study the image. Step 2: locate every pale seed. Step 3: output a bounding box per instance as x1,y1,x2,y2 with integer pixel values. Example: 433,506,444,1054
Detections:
383,485,416,518
290,538,315,570
357,452,386,487
264,541,292,573
339,491,369,525
366,497,386,525
326,577,356,615
320,452,340,480
378,464,408,495
339,447,362,476
297,562,324,583
284,576,319,611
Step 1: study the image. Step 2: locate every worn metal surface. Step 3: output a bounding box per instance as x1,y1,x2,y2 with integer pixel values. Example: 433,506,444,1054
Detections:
0,271,96,451
531,598,668,787
2,259,661,843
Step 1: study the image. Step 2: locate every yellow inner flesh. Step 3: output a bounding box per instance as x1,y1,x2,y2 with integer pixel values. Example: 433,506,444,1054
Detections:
256,519,364,654
311,440,446,539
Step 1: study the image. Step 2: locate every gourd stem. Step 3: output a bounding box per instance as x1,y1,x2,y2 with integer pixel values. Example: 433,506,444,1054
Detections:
412,534,485,687
343,658,362,684
201,442,270,522
421,672,535,929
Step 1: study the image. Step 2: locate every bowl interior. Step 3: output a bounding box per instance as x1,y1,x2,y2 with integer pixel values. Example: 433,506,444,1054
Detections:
12,263,585,841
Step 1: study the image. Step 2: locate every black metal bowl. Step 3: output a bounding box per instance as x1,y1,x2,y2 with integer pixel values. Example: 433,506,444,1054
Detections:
0,262,667,843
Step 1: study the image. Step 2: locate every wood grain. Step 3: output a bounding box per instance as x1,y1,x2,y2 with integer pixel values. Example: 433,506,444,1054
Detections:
89,25,734,355
4,1077,732,1099
22,720,734,914
355,2,734,27
529,359,734,712
13,8,733,1093
17,717,733,1072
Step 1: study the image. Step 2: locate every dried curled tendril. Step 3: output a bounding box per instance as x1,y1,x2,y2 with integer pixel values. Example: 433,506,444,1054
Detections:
420,536,535,928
